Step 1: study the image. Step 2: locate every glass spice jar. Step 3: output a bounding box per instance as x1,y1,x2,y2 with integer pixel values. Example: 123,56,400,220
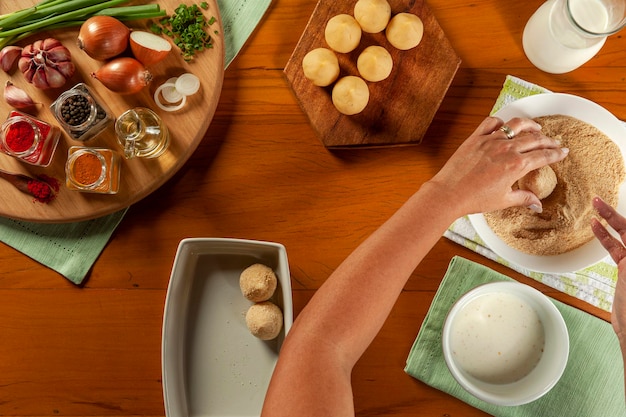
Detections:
65,147,120,194
51,83,113,141
0,110,60,166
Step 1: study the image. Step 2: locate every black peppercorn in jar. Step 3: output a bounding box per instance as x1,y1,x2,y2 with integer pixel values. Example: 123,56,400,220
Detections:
61,93,92,126
51,83,113,141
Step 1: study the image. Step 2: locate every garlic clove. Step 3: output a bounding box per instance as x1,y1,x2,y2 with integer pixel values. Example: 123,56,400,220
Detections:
4,81,38,109
32,68,49,90
42,66,67,89
0,46,22,73
56,60,76,79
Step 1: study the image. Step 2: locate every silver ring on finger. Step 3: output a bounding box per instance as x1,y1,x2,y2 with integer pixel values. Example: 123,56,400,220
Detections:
499,125,515,139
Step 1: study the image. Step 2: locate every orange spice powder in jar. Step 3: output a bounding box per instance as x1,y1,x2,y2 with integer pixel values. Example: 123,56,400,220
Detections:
74,152,102,186
65,147,120,194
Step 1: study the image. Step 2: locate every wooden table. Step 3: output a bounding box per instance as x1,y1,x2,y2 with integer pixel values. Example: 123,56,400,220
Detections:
0,0,623,415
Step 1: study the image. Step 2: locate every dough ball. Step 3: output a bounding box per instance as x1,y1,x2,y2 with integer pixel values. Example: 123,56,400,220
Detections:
518,165,558,200
385,13,424,50
332,76,370,115
302,48,340,87
357,45,393,82
239,263,277,302
354,0,391,33
246,301,283,340
325,14,362,53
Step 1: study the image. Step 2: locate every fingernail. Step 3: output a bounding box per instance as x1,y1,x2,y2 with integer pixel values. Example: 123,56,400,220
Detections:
528,204,543,213
561,147,570,154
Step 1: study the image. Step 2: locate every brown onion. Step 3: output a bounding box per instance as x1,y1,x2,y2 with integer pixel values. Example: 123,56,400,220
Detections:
129,31,172,66
18,38,75,89
91,57,152,95
78,16,130,61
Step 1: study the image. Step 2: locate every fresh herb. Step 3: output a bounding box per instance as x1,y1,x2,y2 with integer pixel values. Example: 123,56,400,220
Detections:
150,3,218,62
0,0,166,48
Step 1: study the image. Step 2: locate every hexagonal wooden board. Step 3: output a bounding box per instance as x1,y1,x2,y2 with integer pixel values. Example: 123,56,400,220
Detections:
284,0,460,148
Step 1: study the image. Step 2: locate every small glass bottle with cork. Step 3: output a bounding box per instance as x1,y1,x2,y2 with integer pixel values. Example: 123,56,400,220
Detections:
51,83,113,141
65,146,120,194
0,110,60,166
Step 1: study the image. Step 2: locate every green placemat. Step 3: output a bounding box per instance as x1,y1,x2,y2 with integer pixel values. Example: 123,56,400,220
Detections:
405,256,626,416
0,0,273,285
444,75,619,312
219,0,272,68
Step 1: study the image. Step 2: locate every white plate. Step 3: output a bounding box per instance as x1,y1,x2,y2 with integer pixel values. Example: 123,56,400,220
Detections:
162,238,293,417
469,93,626,273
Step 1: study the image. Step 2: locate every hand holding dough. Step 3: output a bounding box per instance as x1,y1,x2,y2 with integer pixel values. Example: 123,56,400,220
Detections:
518,165,558,200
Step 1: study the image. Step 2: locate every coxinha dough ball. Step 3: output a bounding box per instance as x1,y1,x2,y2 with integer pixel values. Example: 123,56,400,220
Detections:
518,165,558,200
357,46,393,82
386,12,424,50
332,76,370,115
246,301,284,340
325,14,362,53
239,263,277,302
302,48,340,87
354,0,391,33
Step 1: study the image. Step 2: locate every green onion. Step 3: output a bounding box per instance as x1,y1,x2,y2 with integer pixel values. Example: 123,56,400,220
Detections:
0,0,166,49
149,3,217,62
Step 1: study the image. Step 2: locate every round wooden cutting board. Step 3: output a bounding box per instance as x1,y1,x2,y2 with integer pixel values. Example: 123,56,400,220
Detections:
0,0,225,223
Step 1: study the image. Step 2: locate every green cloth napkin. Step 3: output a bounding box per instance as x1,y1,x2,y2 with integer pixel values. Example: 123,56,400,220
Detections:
219,0,272,68
0,0,272,285
444,75,619,312
405,256,626,416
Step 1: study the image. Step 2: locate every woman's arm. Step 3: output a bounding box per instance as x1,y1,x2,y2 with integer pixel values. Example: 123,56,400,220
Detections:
261,116,569,417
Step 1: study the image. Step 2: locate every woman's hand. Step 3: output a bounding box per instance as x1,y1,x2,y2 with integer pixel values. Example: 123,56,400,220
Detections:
591,197,626,339
426,116,569,217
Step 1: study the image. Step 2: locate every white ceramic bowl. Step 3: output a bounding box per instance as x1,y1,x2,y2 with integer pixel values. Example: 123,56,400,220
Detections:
469,93,626,273
442,281,569,406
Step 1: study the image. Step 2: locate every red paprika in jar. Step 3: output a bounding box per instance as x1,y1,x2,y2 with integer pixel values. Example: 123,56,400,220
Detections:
4,119,36,152
0,111,60,166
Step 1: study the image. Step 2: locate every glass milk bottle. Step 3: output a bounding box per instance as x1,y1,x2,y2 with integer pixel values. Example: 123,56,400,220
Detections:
523,0,626,73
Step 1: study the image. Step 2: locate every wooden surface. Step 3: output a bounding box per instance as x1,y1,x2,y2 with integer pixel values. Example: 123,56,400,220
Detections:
0,0,624,416
284,0,460,148
0,0,224,223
